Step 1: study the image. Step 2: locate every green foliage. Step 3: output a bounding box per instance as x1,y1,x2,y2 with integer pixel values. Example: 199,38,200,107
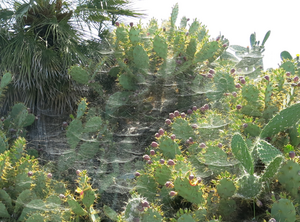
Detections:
271,198,296,222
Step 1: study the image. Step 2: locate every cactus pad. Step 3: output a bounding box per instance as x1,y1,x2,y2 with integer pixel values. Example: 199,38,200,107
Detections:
280,51,293,61
116,27,128,42
135,174,157,202
242,84,260,103
172,119,195,142
195,41,219,63
280,61,295,75
188,20,200,35
261,156,283,182
243,123,261,137
170,3,179,27
141,208,164,222
256,140,282,164
68,66,89,85
0,72,12,88
133,45,149,69
216,178,236,199
158,136,181,159
236,174,262,199
129,28,141,44
271,198,296,222
154,164,172,185
153,35,168,59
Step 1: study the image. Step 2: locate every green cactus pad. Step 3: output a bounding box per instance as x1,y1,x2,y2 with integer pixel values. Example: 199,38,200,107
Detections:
83,116,103,133
129,28,141,44
243,123,261,137
218,199,237,219
82,189,96,209
119,73,137,90
158,136,181,159
242,84,260,103
231,133,254,175
67,197,88,216
77,98,88,119
288,124,300,147
180,16,188,29
261,156,283,182
0,132,8,154
141,208,164,222
277,160,300,197
116,27,128,42
241,105,262,117
0,202,10,218
188,20,200,35
250,32,256,47
202,146,238,167
216,178,236,199
66,119,83,149
262,30,271,46
280,51,293,61
0,189,13,212
0,72,12,89
195,41,219,63
260,102,300,138
174,177,204,205
256,140,282,164
26,213,45,222
236,174,262,199
271,198,296,222
177,214,195,222
68,66,89,85
186,38,197,59
280,61,295,75
197,28,207,42
136,174,157,202
133,45,149,70
154,164,172,185
103,205,118,221
172,118,195,142
105,91,132,117
170,3,179,27
153,35,168,59
192,209,207,221
18,199,45,221
215,72,236,93
263,106,278,122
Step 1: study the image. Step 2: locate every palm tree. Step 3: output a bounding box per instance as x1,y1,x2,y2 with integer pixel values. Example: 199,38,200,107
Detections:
0,0,142,114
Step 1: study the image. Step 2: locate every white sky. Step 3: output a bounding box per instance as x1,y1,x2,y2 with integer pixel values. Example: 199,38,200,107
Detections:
129,0,300,70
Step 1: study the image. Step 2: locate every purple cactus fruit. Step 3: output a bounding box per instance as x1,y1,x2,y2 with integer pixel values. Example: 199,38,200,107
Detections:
174,110,180,117
167,159,175,166
47,173,52,179
218,143,223,148
151,141,158,148
181,112,186,118
169,113,175,119
62,121,68,127
199,143,206,148
0,117,4,121
268,218,276,222
115,22,120,27
264,75,270,81
203,104,209,110
169,191,176,196
223,44,227,47
289,151,296,159
230,68,236,74
165,119,172,125
191,124,198,129
188,137,193,143
165,181,171,188
200,107,205,112
192,106,197,111
298,82,300,87
187,109,193,114
236,104,242,110
189,174,194,180
142,201,150,208
224,93,230,96
232,92,237,97
135,172,141,177
291,83,297,87
150,150,155,156
294,76,299,82
155,133,160,138
28,171,33,177
209,69,215,75
201,74,206,77
147,160,152,164
207,73,213,78
147,32,150,36
158,128,164,135
240,78,246,84
243,123,248,128
76,170,81,175
171,134,176,140
160,159,165,164
235,83,241,88
197,177,202,183
256,199,263,207
143,154,151,161
163,27,166,32
183,56,187,61
59,194,66,199
129,22,133,27
186,32,189,36
187,18,190,21
216,36,220,41
239,76,244,80
286,72,291,77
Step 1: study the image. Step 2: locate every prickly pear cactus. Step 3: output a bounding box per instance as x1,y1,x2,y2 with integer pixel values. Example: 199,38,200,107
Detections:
271,198,296,222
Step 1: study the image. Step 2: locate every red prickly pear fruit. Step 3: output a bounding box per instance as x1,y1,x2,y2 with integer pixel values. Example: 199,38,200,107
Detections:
174,110,180,117
187,18,190,21
147,160,152,164
59,194,66,199
235,83,241,88
158,128,164,135
129,22,133,27
289,151,296,159
199,143,206,148
230,68,236,74
216,36,220,41
192,106,197,111
28,171,33,177
200,107,205,112
236,104,242,110
238,76,244,80
240,78,246,84
163,27,166,31
188,137,193,143
204,104,209,110
183,56,187,61
187,109,193,114
218,143,223,148
155,133,160,138
189,174,194,180
169,113,175,119
171,134,176,140
47,173,52,179
147,32,150,36
142,201,150,208
191,124,198,129
169,191,176,196
197,177,202,183
243,123,248,128
264,75,270,81
181,112,186,118
232,92,237,97
150,150,155,156
223,44,227,47
115,22,120,27
165,119,172,125
294,76,299,82
165,181,171,187
207,73,213,78
151,141,158,147
160,159,165,164
135,172,141,177
167,159,175,166
76,170,81,175
209,69,215,74
286,72,291,76
291,83,297,87
143,154,151,161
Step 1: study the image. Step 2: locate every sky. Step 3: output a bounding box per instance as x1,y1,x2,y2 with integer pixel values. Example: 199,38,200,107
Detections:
128,0,300,70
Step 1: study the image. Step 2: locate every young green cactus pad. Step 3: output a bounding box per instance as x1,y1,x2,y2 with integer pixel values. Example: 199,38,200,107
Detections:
195,41,220,63
236,174,262,199
153,35,168,59
280,50,293,61
170,3,179,27
171,118,195,142
231,133,254,175
154,164,172,185
216,178,236,199
260,102,300,138
271,198,296,222
158,136,181,159
68,66,89,85
133,45,149,70
256,140,283,165
0,72,12,89
141,208,163,222
129,28,141,44
261,156,283,182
